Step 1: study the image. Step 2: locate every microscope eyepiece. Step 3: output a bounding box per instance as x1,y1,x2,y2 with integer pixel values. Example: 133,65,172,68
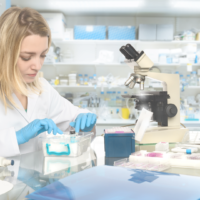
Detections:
119,46,133,60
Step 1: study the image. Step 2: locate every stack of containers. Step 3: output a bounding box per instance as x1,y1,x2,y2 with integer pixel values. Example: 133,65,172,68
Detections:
68,74,77,86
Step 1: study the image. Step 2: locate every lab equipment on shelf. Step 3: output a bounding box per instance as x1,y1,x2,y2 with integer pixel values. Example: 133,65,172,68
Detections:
78,74,83,84
116,91,122,107
93,74,97,86
54,76,60,85
88,76,93,86
186,74,191,86
68,74,77,86
39,132,93,157
84,78,88,85
104,127,135,158
60,79,68,85
190,71,198,86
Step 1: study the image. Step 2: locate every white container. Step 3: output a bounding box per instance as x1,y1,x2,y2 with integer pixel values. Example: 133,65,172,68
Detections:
60,79,68,85
64,28,74,40
39,132,93,157
40,13,66,40
68,74,77,80
69,80,77,86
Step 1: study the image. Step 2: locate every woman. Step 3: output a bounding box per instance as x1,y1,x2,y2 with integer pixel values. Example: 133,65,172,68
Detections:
0,7,96,157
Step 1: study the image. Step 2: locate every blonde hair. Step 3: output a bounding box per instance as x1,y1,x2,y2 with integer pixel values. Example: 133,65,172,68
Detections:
0,7,51,109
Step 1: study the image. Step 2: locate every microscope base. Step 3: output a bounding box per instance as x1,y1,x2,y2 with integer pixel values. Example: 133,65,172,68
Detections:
139,127,188,144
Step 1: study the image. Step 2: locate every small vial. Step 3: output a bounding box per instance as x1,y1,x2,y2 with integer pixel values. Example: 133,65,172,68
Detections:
70,130,77,143
80,78,84,85
54,76,60,85
84,74,88,79
78,74,83,84
84,78,88,85
88,76,93,86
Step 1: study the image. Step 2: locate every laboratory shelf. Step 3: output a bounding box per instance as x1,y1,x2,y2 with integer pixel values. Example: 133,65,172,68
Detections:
52,85,162,90
52,85,95,89
43,62,126,66
96,119,200,126
43,62,200,67
53,39,200,45
185,86,200,89
52,85,200,90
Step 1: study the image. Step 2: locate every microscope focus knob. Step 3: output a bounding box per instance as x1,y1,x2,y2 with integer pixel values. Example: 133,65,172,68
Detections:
166,104,177,118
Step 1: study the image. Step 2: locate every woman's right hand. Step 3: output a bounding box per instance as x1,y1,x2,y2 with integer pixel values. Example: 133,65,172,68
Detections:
16,119,63,145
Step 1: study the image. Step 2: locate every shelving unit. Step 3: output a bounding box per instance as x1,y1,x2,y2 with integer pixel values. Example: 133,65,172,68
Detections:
39,14,200,131
44,62,200,67
52,85,200,89
53,40,200,45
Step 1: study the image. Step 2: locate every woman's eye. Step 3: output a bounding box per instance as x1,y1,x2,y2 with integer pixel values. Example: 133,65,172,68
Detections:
41,55,46,58
21,57,31,61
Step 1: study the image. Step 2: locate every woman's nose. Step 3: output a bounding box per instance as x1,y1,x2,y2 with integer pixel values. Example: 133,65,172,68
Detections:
31,58,42,70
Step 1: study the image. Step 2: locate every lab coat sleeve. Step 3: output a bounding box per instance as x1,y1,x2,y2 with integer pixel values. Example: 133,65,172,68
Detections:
0,127,20,157
41,78,92,132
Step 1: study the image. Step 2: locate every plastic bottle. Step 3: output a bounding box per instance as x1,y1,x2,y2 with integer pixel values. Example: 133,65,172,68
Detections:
93,74,97,86
190,71,198,86
84,78,88,85
180,77,187,92
70,130,77,143
121,92,130,119
79,78,84,85
122,91,128,107
0,157,14,167
84,74,88,79
186,74,191,87
106,91,112,106
111,91,116,107
54,76,60,85
116,91,122,107
88,76,93,86
78,74,83,84
186,107,195,120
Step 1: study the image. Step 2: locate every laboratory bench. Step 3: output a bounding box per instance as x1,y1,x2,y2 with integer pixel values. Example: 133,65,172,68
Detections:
2,136,200,200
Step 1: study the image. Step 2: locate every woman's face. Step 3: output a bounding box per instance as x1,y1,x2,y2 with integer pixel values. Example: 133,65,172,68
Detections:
17,35,48,83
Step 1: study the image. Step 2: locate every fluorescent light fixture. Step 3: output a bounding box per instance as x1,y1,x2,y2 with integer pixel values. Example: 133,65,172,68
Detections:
51,1,140,9
173,1,200,8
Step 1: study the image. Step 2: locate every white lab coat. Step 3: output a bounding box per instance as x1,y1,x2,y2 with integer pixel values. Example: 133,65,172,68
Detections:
0,78,91,157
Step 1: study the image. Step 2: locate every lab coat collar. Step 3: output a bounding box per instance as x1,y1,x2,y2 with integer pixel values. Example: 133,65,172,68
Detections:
12,93,30,123
12,91,39,123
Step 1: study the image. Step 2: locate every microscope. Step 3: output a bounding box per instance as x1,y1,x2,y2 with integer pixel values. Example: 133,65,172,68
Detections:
120,44,188,144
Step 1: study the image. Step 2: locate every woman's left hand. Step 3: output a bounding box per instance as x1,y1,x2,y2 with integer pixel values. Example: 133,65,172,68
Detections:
70,113,97,133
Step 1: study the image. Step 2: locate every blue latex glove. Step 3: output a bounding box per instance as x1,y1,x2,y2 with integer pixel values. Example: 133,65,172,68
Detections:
70,113,97,133
16,119,63,145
